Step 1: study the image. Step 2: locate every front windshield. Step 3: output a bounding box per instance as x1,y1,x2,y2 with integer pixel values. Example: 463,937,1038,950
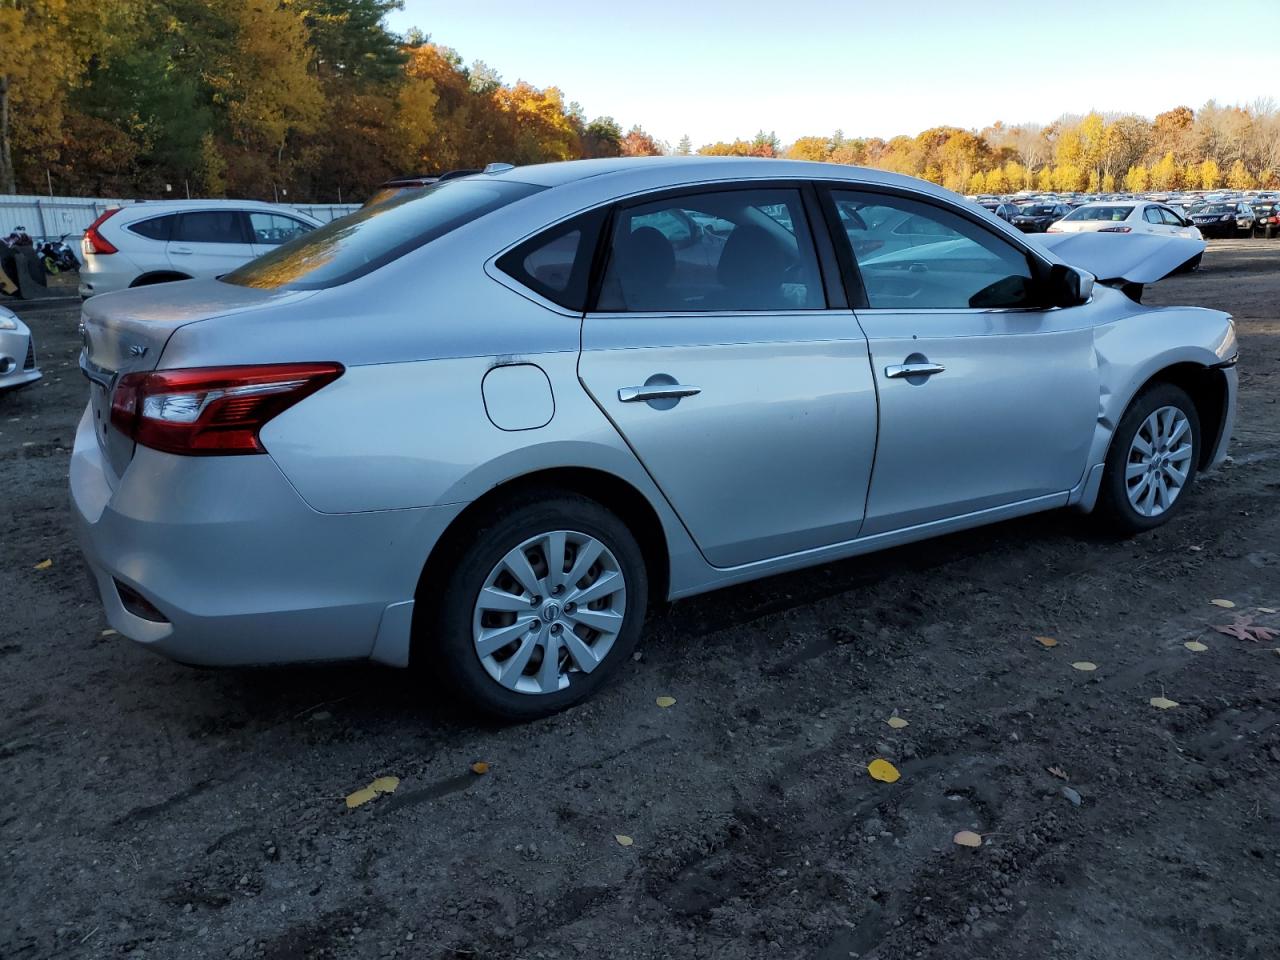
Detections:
1063,205,1133,222
224,179,542,290
1020,205,1057,216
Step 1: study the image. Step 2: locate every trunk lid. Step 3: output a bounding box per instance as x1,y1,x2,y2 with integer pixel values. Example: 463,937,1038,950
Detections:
79,279,318,483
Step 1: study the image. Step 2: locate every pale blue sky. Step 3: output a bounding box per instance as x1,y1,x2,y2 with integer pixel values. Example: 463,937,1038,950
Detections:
387,0,1280,148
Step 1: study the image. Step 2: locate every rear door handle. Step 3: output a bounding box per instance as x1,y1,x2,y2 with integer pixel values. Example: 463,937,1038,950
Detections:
884,362,945,379
618,384,701,403
170,246,193,255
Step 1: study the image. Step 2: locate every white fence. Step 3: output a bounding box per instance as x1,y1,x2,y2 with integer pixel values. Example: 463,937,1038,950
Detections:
0,195,359,241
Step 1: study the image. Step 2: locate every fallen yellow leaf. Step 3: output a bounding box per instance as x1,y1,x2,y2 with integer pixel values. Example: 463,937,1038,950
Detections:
100,628,117,637
345,775,400,808
1150,696,1179,709
1259,607,1278,614
886,716,909,729
1183,641,1208,652
614,834,633,847
470,761,489,775
1210,599,1236,608
1034,635,1058,648
345,787,378,809
867,758,901,783
33,559,52,570
655,696,676,708
1071,661,1097,672
1047,765,1068,780
953,830,983,848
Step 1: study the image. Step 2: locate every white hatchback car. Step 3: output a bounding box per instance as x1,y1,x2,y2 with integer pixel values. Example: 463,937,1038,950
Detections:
78,200,322,298
1048,201,1202,240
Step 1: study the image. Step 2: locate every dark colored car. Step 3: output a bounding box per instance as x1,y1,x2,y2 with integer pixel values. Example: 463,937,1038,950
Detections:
1186,202,1256,238
1011,203,1071,233
976,200,1023,223
1250,200,1279,238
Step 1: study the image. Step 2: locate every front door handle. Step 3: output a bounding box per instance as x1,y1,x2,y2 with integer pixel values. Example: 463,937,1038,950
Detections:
618,384,701,403
884,362,945,379
170,246,194,255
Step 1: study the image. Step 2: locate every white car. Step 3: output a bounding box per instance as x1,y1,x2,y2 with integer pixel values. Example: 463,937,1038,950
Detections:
78,200,322,298
0,304,41,392
1048,201,1202,240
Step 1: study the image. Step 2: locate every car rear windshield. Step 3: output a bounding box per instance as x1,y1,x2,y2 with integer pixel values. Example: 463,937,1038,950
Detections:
1191,204,1234,215
1063,205,1133,222
223,179,543,290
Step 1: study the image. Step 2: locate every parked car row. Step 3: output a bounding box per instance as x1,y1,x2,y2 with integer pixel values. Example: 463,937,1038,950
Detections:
970,190,1280,240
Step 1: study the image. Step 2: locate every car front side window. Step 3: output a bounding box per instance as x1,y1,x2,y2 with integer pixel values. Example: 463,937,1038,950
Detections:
596,188,825,312
831,190,1040,311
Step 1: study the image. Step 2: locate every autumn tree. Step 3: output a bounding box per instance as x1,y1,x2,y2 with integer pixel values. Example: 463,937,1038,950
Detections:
1226,159,1254,190
1199,158,1221,190
619,125,664,157
1124,164,1150,192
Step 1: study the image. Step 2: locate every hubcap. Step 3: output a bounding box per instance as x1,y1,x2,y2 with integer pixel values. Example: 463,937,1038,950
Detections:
1125,405,1193,518
472,530,627,695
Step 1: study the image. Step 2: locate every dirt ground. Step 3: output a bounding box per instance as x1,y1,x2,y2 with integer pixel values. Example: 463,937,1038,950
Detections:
2,239,1278,960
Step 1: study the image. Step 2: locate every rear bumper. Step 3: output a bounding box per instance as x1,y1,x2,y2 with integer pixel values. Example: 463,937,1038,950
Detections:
70,405,464,667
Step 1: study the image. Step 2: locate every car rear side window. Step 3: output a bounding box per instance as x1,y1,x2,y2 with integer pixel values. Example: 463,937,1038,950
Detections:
596,188,825,312
225,179,543,290
175,211,247,244
831,190,1039,310
128,215,177,241
495,209,606,311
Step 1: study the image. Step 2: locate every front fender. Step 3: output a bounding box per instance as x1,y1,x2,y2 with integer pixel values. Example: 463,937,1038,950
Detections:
1073,304,1236,510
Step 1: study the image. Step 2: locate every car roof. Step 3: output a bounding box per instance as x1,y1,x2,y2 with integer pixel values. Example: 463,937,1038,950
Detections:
486,155,961,200
111,199,313,220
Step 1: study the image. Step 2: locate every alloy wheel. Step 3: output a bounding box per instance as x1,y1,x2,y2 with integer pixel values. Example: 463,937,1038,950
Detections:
471,530,627,695
1125,404,1194,518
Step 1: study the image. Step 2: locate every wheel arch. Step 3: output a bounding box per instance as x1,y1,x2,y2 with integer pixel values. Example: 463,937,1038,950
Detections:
1124,361,1231,470
409,466,671,663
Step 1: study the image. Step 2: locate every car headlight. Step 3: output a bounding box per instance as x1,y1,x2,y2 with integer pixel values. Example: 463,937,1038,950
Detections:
0,316,18,331
1220,214,1233,221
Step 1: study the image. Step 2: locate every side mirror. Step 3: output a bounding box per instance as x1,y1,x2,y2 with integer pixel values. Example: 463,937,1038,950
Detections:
1047,263,1094,307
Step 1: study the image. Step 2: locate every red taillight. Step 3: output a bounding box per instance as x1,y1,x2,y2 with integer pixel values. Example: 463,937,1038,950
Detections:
1097,226,1132,233
109,363,344,455
84,208,121,254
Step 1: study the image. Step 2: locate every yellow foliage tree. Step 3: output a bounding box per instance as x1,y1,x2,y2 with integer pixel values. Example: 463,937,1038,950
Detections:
1226,159,1254,190
1182,163,1200,189
1151,152,1180,190
1102,172,1116,193
1199,158,1221,190
967,170,986,194
1036,166,1054,191
1003,160,1027,191
787,136,833,162
1124,165,1150,192
985,167,1007,194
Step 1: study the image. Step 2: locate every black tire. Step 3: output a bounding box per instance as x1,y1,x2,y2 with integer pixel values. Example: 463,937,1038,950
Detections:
422,491,648,722
1096,383,1201,535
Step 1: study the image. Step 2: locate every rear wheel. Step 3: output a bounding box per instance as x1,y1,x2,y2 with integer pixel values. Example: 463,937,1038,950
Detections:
1096,383,1200,535
425,492,648,721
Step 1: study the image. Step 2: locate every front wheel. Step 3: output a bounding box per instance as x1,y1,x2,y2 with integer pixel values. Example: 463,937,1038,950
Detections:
425,492,648,721
1096,383,1201,535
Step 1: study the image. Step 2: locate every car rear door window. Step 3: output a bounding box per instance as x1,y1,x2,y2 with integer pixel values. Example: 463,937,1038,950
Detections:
128,215,177,241
175,211,247,244
596,188,825,312
831,190,1039,310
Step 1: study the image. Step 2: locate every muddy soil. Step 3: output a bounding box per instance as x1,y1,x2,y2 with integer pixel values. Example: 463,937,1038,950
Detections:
2,239,1278,960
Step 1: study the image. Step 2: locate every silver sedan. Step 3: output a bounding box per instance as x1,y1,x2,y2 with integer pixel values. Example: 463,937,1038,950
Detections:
71,158,1237,720
0,305,41,393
